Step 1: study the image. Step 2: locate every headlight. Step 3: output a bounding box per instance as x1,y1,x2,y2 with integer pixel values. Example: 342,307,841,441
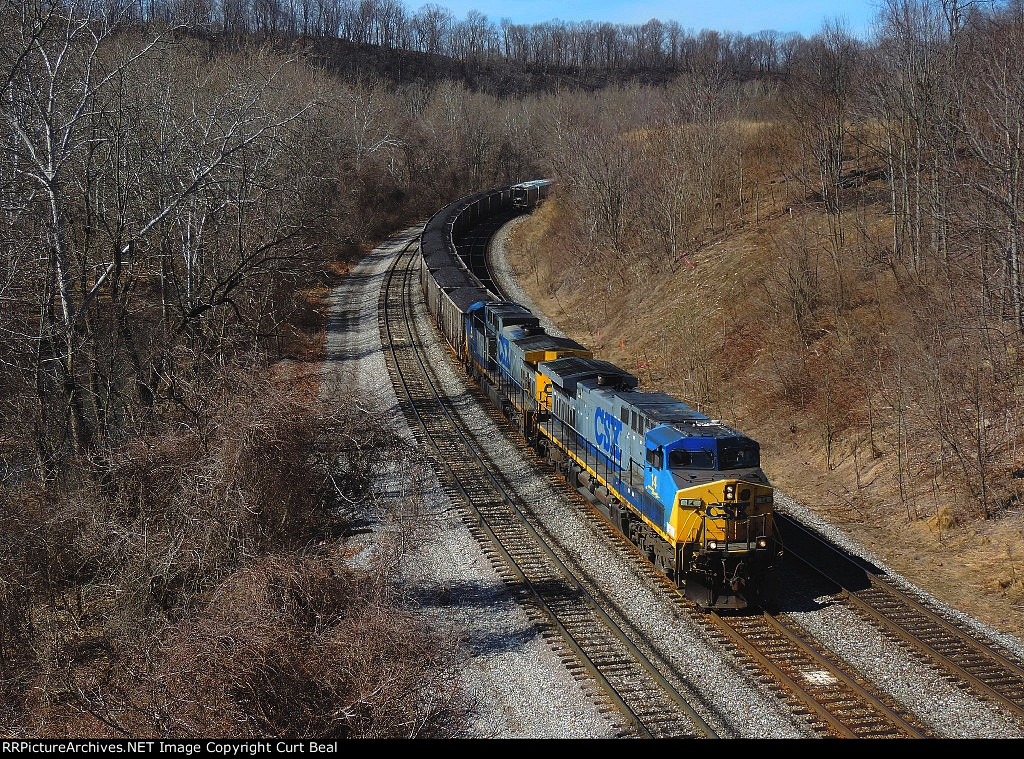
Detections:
706,540,718,550
723,485,735,501
756,536,768,549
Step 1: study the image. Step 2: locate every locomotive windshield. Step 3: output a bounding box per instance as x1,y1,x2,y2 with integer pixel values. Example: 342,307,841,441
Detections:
719,444,760,469
668,448,715,469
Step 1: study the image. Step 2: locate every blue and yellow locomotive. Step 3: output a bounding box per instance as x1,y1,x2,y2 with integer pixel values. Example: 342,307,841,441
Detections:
420,181,780,610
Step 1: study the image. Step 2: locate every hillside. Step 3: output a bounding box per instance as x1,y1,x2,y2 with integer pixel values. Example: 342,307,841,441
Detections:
503,149,1024,639
5,0,1024,735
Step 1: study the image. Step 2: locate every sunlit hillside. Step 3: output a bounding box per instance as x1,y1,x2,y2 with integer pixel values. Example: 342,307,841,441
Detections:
505,78,1024,637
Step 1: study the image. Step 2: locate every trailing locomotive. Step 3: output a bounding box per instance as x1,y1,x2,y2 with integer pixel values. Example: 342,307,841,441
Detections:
419,180,780,610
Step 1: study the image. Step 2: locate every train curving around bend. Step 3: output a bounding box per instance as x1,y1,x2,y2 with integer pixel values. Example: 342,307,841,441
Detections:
419,180,781,610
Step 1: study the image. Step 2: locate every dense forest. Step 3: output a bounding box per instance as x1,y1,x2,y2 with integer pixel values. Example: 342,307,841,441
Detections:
2,0,1023,738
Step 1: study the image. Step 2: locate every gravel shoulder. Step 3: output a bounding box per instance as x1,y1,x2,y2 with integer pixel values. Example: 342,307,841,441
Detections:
321,225,619,738
490,216,1024,739
322,220,1024,739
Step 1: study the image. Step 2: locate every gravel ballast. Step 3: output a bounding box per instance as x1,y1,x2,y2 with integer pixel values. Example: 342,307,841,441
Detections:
322,222,1024,739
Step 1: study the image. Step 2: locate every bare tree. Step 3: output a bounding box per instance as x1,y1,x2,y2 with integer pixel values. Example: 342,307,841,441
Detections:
954,5,1024,333
785,23,860,305
0,1,165,453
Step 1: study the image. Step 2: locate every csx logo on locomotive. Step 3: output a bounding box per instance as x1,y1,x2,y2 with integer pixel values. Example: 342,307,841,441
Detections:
705,503,749,520
594,408,622,458
498,335,511,371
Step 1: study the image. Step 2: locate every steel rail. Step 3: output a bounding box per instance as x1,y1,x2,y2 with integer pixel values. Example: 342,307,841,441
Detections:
382,240,717,738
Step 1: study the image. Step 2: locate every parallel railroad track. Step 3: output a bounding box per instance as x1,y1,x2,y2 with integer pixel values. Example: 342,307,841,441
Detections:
703,610,929,737
467,219,945,738
403,212,1024,738
380,239,717,739
777,512,1024,726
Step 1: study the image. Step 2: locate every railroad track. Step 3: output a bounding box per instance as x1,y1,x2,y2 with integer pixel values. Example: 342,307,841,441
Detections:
467,217,947,738
703,610,929,737
777,512,1024,725
404,210,1024,737
379,239,717,739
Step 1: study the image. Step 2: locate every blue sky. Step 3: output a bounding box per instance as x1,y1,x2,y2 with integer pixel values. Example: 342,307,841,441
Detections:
428,1,883,39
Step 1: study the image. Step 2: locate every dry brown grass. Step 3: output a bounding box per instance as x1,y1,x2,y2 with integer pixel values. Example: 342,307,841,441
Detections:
505,155,1024,639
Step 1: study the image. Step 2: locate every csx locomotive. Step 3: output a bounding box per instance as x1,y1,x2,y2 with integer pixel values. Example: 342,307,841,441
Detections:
420,181,780,610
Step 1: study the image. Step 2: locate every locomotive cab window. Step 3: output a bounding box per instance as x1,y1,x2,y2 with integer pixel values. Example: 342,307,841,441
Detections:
645,447,664,469
668,449,715,469
719,445,760,470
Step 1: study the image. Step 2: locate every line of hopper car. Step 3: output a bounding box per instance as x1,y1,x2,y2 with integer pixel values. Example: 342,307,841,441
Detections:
419,180,781,610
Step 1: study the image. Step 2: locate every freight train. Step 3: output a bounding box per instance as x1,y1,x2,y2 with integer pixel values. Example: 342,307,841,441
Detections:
419,180,780,610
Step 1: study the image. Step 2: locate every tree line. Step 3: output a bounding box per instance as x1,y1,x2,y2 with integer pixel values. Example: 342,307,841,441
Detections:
522,0,1024,529
3,0,1023,737
87,0,811,78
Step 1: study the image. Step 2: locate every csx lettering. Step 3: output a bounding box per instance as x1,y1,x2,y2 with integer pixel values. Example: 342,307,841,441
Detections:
498,336,511,370
593,408,622,456
705,504,748,520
